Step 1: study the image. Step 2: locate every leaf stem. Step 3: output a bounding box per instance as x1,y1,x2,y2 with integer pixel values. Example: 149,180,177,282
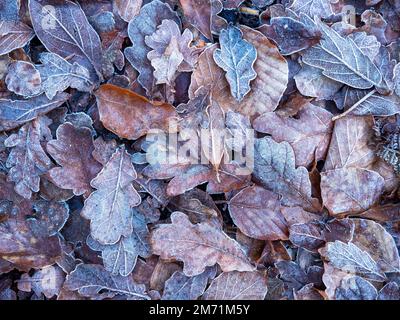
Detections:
332,89,377,121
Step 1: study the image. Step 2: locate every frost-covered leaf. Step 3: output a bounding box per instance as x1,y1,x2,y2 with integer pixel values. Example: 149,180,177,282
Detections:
190,26,288,118
0,21,35,55
302,21,382,89
213,25,257,102
30,265,65,299
64,264,149,300
95,84,178,140
81,146,141,245
320,241,386,282
5,61,42,97
162,268,215,300
253,137,321,212
202,271,268,300
294,65,343,100
179,0,212,39
114,0,142,22
4,117,52,199
228,185,288,241
29,0,103,81
0,216,62,271
47,122,102,197
0,92,69,131
321,168,384,215
124,0,179,96
335,276,378,300
36,52,94,100
145,20,198,86
334,87,400,117
323,116,375,171
289,223,325,253
151,212,254,276
87,211,152,277
259,16,321,55
253,102,333,167
289,0,334,19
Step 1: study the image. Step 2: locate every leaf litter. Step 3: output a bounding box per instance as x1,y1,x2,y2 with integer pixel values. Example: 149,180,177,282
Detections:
1,0,400,301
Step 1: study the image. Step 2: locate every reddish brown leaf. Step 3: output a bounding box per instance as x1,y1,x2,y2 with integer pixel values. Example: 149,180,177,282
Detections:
95,84,178,140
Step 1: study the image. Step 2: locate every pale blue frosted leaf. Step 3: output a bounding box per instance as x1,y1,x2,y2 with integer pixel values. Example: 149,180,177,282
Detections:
289,0,333,19
302,21,382,89
213,26,257,102
124,0,179,97
36,52,94,100
253,137,321,212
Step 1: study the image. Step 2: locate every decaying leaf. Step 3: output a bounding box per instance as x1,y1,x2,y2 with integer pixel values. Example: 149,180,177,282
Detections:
81,146,141,245
253,137,321,212
320,241,386,282
151,212,254,276
124,0,180,96
321,168,384,215
179,0,212,39
0,21,35,55
114,0,142,22
47,122,102,197
29,0,103,80
253,102,333,167
95,84,178,140
202,271,268,300
302,21,382,89
228,185,288,240
36,52,94,99
64,264,149,300
0,92,70,131
213,25,257,102
5,116,52,199
5,61,42,97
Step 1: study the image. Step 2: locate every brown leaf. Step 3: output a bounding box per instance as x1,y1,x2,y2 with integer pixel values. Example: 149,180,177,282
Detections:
0,216,62,271
47,122,102,197
151,212,254,276
81,146,141,245
189,26,288,119
202,271,268,300
320,168,384,215
179,0,212,39
228,185,288,240
253,102,333,167
324,116,376,171
95,84,178,140
253,137,321,212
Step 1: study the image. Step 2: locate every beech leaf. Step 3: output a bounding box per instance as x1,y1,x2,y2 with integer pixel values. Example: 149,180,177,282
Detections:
95,84,178,140
228,185,288,241
253,137,321,212
320,241,386,282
